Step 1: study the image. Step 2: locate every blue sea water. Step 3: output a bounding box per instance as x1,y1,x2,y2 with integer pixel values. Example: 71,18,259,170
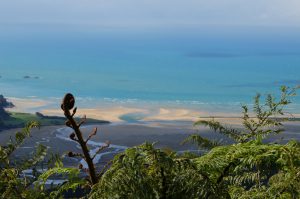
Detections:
0,26,300,113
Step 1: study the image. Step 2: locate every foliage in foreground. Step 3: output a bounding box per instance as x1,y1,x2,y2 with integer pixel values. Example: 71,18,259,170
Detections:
1,87,300,198
196,140,300,198
89,86,300,199
0,121,48,199
90,143,220,199
89,140,300,199
183,86,297,149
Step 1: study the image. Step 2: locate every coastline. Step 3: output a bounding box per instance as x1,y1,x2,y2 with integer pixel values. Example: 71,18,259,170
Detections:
7,97,300,124
2,95,299,168
5,96,256,123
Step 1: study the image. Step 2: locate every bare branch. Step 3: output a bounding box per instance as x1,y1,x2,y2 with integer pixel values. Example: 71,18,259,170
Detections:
78,115,87,127
86,127,98,144
71,107,77,117
61,93,99,185
65,120,72,128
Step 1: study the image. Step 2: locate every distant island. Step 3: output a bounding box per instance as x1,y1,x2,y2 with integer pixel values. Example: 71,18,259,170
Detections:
23,75,40,79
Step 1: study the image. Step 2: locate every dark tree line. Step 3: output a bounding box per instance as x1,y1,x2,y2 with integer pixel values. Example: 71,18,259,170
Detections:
0,95,14,125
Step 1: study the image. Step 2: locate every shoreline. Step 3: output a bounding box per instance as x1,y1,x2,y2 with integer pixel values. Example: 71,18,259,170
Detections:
4,97,252,123
2,95,300,168
7,97,300,124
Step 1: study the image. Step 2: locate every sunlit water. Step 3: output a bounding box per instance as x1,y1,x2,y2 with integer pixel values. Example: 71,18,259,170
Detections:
0,27,299,114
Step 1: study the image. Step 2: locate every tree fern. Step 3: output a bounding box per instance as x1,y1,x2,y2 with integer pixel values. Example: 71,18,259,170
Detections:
186,86,297,150
194,140,300,198
181,134,221,150
90,143,223,199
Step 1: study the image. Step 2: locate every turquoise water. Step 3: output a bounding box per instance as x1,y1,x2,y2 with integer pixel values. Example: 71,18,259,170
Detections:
0,27,300,113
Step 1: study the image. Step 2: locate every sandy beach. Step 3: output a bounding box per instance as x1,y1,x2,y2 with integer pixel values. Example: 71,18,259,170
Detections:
7,97,245,123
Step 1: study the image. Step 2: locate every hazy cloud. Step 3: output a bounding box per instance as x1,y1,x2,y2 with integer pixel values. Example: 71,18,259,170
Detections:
0,0,300,28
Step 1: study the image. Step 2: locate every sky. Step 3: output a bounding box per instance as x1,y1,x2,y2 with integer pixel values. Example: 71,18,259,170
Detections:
0,0,300,30
0,0,300,106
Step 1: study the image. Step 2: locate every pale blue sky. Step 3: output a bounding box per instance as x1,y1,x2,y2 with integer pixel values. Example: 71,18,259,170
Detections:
0,0,300,29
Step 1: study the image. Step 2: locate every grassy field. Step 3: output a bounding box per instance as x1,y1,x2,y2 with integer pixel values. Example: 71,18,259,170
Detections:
2,112,109,129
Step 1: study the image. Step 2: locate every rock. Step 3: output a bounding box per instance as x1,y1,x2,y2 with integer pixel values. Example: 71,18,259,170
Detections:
0,95,14,108
0,95,14,120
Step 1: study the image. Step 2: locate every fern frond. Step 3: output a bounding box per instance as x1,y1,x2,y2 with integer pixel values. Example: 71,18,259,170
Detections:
21,144,47,170
181,134,220,150
194,120,242,142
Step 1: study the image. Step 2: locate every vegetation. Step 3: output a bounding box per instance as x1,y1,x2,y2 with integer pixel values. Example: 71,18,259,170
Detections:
0,94,109,131
1,111,109,130
0,121,48,198
87,140,300,199
183,86,297,148
90,86,300,199
0,95,14,128
90,142,219,199
0,87,299,198
196,140,300,198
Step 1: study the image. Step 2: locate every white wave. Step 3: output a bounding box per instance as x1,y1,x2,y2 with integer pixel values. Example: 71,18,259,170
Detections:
22,168,48,174
20,146,34,149
43,179,67,185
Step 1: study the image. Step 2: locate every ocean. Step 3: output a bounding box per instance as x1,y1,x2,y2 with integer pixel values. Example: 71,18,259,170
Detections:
0,26,300,115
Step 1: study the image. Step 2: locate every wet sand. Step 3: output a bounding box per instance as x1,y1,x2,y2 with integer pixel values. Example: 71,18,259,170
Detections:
0,120,299,169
